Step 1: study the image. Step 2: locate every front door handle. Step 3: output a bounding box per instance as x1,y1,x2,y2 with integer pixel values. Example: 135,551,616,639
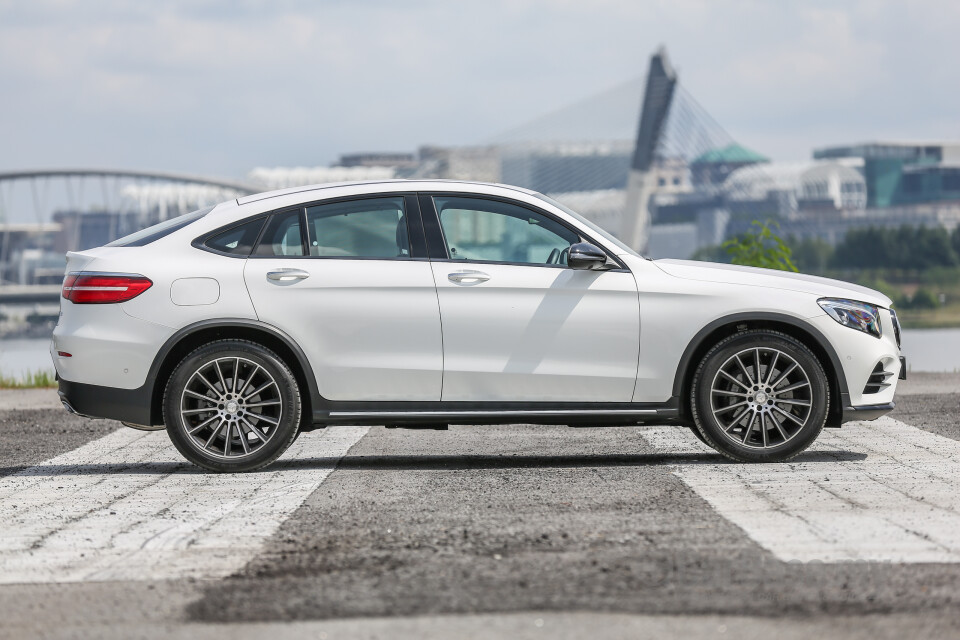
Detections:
448,270,490,284
267,268,310,282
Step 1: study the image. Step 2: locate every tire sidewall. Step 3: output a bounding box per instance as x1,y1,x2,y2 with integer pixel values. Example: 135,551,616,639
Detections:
164,340,301,473
692,331,829,463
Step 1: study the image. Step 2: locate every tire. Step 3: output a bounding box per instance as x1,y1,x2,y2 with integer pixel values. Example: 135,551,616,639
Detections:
163,339,301,472
690,330,829,463
688,424,709,445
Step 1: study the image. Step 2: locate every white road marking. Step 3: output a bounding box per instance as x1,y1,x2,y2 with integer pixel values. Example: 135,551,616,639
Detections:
0,426,369,584
643,418,960,563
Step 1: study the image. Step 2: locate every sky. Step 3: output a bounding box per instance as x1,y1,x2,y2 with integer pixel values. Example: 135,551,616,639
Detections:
1,0,959,180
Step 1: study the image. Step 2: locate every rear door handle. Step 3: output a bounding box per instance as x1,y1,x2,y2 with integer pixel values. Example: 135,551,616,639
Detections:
447,270,490,284
267,268,310,282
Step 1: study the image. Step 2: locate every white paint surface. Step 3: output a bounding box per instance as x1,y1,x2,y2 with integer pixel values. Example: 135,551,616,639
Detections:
0,426,369,584
643,418,960,563
170,277,220,306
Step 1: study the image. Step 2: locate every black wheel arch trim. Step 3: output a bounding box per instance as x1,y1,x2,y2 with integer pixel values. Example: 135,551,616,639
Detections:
671,311,850,424
143,318,322,426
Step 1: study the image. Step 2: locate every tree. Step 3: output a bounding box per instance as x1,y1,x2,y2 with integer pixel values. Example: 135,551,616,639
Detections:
833,225,958,270
722,220,798,272
909,288,939,309
690,244,730,263
788,236,833,273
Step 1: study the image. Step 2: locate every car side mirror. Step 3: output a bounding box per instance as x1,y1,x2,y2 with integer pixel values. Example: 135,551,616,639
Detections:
567,242,609,270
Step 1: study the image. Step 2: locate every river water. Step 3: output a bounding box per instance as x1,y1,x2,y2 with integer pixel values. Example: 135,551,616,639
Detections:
1,328,958,382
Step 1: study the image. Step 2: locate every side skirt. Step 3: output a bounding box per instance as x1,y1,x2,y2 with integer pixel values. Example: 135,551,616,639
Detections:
308,399,682,429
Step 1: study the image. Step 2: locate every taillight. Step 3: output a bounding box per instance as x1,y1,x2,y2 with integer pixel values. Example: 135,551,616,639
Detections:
62,272,153,304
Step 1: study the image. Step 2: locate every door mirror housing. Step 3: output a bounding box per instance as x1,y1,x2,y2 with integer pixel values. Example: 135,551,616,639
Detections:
567,242,609,270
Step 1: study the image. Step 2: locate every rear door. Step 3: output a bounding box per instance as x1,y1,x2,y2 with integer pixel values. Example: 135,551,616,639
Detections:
422,194,640,403
243,194,443,401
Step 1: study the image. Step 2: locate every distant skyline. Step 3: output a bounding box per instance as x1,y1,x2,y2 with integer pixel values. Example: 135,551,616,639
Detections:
1,0,958,179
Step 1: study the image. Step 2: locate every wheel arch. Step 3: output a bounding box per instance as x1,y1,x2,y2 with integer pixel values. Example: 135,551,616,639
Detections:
146,319,319,427
672,312,848,428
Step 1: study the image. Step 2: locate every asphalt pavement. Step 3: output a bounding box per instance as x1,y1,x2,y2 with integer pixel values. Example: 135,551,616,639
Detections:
0,373,958,639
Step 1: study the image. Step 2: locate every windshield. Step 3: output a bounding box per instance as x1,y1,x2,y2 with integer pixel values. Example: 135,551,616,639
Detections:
532,194,641,258
106,206,215,247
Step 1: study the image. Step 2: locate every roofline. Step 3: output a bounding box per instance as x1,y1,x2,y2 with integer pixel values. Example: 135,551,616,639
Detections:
235,179,540,206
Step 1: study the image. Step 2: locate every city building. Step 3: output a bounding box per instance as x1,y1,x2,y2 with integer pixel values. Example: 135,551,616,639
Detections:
336,152,417,170
814,142,960,208
690,143,768,188
499,141,633,194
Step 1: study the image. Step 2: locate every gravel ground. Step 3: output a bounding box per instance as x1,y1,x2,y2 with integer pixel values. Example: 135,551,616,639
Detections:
0,374,958,638
0,408,118,476
188,421,960,622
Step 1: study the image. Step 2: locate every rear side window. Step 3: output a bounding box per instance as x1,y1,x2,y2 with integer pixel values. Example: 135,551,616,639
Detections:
254,210,304,256
204,218,266,256
107,206,214,247
305,197,408,258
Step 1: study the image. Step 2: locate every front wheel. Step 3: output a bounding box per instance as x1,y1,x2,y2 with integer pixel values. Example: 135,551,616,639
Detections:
690,330,829,463
163,339,302,472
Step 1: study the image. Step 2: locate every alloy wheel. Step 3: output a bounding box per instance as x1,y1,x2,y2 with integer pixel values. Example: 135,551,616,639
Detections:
709,347,813,449
179,356,283,460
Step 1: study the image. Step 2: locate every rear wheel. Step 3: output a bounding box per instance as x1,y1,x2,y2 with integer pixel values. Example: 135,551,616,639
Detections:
163,339,301,472
690,330,829,463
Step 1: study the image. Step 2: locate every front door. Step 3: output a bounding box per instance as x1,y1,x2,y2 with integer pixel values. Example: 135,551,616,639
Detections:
425,195,640,403
243,195,443,401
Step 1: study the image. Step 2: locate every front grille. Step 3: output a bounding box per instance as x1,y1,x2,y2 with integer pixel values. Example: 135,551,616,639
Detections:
863,362,894,394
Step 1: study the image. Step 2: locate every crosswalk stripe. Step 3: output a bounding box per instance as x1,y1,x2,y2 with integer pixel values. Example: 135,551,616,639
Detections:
642,417,960,563
0,425,369,584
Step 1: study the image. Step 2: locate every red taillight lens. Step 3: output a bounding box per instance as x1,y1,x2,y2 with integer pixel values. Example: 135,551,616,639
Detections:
62,273,153,304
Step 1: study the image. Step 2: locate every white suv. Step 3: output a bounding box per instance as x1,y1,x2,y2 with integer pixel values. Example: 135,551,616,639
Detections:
52,180,904,471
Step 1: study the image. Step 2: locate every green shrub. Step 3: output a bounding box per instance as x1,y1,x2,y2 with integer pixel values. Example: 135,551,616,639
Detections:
722,220,798,272
909,288,939,310
859,278,908,307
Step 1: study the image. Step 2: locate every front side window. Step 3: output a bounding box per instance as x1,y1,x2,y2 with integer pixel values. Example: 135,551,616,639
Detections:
434,196,579,265
255,210,304,256
305,197,408,258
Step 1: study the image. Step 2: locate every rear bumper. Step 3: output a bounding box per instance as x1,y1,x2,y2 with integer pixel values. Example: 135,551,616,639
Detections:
58,377,154,425
841,401,895,424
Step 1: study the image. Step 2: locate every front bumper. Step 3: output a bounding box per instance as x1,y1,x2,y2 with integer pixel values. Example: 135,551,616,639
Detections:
836,354,904,424
840,399,895,424
810,311,902,409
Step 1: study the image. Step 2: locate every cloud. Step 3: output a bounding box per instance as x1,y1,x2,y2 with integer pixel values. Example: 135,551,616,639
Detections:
0,0,958,175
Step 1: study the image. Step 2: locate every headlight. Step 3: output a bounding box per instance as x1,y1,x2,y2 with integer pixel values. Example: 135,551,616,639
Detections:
818,298,882,338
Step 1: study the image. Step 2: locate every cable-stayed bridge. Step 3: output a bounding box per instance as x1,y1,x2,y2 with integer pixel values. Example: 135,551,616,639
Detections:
1,46,909,305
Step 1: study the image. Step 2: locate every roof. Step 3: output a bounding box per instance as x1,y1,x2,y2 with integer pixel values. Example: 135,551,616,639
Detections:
235,179,539,206
691,144,768,166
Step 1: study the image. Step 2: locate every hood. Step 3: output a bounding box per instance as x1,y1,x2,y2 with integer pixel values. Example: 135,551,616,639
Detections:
654,259,892,308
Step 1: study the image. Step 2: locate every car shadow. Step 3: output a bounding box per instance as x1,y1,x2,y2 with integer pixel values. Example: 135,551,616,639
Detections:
0,449,867,477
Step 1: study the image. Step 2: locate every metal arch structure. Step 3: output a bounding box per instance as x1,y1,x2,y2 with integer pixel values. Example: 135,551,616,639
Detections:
0,169,262,290
0,168,258,195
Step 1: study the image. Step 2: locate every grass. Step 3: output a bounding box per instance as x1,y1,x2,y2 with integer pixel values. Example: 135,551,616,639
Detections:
832,267,960,329
896,305,960,330
0,369,58,389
